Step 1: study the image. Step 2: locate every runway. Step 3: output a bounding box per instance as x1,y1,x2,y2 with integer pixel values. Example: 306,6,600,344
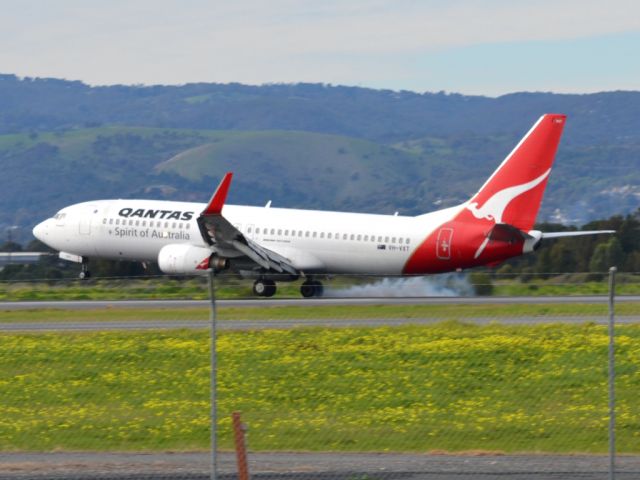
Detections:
1,295,638,310
1,451,638,480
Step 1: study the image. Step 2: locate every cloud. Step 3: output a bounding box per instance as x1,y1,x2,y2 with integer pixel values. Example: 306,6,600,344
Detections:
0,0,638,92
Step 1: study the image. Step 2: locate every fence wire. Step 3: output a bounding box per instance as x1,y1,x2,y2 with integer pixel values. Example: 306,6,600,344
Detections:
0,273,638,480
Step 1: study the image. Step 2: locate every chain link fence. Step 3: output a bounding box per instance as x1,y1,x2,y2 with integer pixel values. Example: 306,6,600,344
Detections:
0,272,638,479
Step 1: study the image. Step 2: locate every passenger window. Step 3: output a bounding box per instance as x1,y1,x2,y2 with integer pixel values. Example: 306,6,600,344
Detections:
298,230,303,237
102,218,107,224
116,219,120,225
256,228,260,234
284,229,289,236
357,234,362,241
278,229,282,235
313,232,317,238
364,235,368,241
136,220,140,226
320,232,325,239
350,234,355,241
270,228,275,235
186,223,190,230
392,237,396,243
142,221,147,227
165,222,169,228
109,219,113,225
129,220,133,226
343,234,347,240
378,236,382,242
248,227,252,233
305,231,310,237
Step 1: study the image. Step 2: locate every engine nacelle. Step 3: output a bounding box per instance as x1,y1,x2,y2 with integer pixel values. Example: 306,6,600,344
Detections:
158,244,228,274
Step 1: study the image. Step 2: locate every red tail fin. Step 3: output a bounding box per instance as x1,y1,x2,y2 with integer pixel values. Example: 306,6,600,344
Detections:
464,114,566,231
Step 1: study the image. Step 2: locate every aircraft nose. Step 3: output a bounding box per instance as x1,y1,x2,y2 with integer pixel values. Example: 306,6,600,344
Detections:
32,221,48,242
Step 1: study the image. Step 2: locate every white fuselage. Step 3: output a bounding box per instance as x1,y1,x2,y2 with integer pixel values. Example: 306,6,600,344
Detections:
33,199,462,275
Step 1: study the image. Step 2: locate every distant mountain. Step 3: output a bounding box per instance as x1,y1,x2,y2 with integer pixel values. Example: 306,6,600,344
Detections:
0,74,638,242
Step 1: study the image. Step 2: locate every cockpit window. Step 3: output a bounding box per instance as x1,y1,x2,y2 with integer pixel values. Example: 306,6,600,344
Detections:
54,212,67,226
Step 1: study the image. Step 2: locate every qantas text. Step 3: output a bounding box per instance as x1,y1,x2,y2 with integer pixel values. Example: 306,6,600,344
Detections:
118,208,194,221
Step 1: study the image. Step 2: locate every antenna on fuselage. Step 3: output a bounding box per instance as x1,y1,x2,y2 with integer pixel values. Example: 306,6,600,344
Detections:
265,200,272,208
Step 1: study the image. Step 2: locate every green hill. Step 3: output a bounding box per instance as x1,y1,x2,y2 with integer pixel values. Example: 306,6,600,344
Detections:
154,130,447,213
2,123,639,244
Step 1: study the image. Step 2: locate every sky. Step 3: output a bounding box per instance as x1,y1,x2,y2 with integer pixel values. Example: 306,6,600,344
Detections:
1,0,639,96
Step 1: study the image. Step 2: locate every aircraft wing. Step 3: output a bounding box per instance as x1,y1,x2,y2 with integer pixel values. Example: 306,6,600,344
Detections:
196,173,298,275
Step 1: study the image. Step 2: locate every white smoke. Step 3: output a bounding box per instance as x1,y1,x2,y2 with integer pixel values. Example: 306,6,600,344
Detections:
326,273,474,298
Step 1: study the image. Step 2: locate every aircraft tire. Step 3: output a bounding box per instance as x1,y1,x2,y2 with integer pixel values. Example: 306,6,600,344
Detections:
301,280,323,298
300,282,315,298
253,279,267,296
263,279,277,297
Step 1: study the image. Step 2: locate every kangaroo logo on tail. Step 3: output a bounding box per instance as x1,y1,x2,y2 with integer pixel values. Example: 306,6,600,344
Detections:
465,169,551,224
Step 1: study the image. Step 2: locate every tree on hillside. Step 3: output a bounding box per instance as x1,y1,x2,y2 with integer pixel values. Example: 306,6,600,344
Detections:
589,237,624,272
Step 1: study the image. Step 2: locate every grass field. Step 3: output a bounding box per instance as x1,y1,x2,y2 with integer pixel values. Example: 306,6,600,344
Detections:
1,323,638,453
2,302,640,323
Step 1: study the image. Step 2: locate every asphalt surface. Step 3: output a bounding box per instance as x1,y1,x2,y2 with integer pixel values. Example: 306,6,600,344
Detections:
1,295,638,310
1,452,638,480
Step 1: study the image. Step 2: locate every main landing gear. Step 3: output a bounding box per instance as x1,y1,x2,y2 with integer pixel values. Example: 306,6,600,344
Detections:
300,279,324,298
252,278,324,298
253,278,276,297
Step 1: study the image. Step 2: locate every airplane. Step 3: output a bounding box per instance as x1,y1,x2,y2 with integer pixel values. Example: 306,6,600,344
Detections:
32,114,614,297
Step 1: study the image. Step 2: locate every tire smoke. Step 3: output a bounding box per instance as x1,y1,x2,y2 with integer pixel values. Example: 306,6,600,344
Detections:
326,274,474,298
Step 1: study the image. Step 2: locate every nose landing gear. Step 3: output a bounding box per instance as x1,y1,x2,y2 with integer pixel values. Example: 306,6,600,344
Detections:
79,261,91,279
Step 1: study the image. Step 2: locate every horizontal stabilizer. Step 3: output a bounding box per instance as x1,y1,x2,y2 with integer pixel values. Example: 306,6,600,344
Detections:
541,230,615,239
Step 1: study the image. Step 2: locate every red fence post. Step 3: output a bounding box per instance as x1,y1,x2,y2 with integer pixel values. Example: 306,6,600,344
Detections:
232,411,250,480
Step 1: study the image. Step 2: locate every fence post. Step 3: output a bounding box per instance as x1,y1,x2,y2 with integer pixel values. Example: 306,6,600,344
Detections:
233,412,250,480
208,270,218,480
608,266,617,480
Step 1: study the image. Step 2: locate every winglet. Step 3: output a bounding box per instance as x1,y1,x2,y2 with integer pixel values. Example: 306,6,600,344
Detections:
202,172,233,215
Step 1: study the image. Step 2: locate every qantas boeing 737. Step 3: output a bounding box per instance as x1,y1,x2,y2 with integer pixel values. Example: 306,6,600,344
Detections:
32,114,613,297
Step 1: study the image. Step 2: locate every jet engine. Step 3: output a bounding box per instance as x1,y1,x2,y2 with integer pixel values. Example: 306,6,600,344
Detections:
158,244,228,274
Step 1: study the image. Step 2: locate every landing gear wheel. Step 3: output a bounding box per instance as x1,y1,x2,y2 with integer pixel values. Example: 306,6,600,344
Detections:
253,279,277,297
79,263,91,280
300,280,324,298
300,282,315,298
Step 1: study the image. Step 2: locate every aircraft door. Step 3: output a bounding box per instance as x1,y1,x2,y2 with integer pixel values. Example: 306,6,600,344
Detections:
78,204,99,236
436,228,453,260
